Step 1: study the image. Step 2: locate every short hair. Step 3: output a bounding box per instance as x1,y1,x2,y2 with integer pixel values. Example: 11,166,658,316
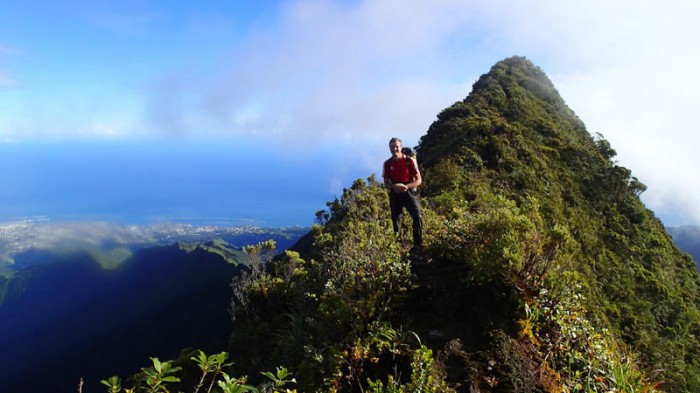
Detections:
389,137,402,145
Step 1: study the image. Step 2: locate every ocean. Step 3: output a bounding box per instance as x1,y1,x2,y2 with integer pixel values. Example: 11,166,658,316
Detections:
0,140,373,227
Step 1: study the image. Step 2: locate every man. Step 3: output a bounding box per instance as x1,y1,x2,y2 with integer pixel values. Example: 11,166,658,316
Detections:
382,137,423,251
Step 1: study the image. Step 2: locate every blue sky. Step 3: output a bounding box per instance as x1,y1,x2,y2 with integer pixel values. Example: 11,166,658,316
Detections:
2,1,700,226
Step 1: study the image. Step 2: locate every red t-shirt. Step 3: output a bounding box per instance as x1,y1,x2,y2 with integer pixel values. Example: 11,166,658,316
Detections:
384,157,416,184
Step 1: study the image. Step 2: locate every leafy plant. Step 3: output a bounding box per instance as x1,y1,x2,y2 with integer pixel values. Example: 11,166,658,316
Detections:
217,374,258,393
260,367,297,392
100,376,122,393
141,357,182,393
191,350,233,393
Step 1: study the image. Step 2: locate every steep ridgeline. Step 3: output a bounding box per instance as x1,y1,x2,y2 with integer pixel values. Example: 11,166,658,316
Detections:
416,56,700,390
223,56,700,393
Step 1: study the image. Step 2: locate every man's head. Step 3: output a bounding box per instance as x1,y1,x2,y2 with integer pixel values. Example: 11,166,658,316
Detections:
389,137,403,158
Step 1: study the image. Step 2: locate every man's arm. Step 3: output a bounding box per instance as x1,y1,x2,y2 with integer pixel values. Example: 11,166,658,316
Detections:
382,160,393,190
384,172,409,192
404,157,422,190
384,176,394,190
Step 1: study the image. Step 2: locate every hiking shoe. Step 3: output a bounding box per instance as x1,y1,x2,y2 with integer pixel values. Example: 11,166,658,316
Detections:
409,246,430,266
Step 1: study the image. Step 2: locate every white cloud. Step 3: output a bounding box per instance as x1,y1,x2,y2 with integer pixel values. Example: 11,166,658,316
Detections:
403,0,700,225
521,0,700,225
144,0,485,146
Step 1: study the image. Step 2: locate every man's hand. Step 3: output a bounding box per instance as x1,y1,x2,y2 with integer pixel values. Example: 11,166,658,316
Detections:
392,183,409,193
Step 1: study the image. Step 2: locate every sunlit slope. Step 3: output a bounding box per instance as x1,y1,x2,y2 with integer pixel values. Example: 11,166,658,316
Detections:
227,57,700,392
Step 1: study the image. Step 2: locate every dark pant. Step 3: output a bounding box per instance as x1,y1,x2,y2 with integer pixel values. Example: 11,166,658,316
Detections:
389,190,423,247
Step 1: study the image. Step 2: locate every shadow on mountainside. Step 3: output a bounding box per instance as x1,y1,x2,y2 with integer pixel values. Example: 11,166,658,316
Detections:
404,255,561,392
0,244,244,393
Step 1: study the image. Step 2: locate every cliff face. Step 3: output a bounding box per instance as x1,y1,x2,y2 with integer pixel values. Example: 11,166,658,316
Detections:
229,57,700,392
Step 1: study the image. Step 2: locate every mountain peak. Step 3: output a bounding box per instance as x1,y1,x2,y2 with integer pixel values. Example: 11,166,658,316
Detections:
410,56,700,391
418,56,588,168
472,56,560,102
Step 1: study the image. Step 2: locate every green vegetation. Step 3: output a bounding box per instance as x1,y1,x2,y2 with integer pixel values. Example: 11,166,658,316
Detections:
417,56,700,391
99,352,297,393
179,239,248,266
98,57,700,392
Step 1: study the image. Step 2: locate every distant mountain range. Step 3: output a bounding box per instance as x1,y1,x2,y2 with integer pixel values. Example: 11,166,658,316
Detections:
0,225,306,393
0,219,306,272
